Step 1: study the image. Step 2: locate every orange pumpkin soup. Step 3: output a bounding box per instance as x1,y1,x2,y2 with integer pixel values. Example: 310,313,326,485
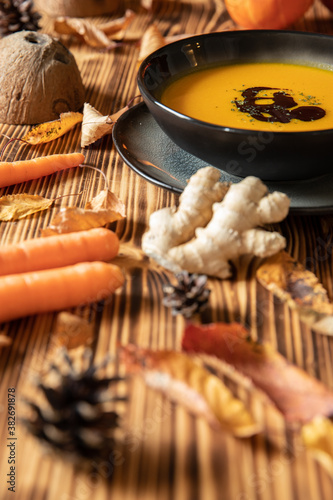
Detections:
161,62,333,132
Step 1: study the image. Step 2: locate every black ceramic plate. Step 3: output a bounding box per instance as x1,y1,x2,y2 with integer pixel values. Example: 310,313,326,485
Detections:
112,102,333,214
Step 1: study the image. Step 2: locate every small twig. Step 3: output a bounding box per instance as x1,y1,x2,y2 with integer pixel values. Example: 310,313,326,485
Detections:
127,94,142,108
80,164,109,191
53,190,85,202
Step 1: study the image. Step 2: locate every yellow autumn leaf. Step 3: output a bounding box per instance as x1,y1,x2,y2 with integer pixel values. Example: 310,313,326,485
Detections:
22,112,83,145
120,345,261,437
42,189,126,235
302,416,333,477
0,194,54,221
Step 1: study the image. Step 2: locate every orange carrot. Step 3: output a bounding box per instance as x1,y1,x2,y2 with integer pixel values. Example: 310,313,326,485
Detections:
0,152,85,188
0,228,120,276
0,261,124,323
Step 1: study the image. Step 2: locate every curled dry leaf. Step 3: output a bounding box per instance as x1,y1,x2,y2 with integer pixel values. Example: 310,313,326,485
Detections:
302,416,333,477
22,112,83,145
42,188,126,235
137,23,166,63
120,345,260,437
54,17,119,49
0,194,54,221
182,321,333,424
99,9,136,40
81,102,137,147
53,10,135,49
257,250,333,335
85,188,125,215
81,103,114,147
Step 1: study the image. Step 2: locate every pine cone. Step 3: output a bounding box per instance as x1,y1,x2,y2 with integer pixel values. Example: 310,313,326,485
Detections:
23,348,127,465
162,271,211,318
0,0,41,37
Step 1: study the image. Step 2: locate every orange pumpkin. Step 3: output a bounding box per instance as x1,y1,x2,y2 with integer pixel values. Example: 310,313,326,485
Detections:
225,0,314,30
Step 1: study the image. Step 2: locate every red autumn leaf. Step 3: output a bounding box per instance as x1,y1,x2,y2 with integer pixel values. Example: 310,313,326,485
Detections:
182,322,333,424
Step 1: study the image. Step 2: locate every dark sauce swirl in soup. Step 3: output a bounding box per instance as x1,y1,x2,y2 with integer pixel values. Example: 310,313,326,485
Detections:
235,86,326,123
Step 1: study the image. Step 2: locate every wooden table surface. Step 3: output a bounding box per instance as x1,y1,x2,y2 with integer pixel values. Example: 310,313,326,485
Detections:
1,1,333,499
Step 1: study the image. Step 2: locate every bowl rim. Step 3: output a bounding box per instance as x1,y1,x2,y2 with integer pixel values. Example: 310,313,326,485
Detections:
137,29,333,137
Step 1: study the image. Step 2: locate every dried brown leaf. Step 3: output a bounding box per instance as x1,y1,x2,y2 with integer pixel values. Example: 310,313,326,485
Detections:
99,9,136,39
182,322,333,424
81,102,135,147
22,112,83,145
48,312,94,354
256,250,333,334
302,416,333,477
85,188,126,215
81,103,114,147
0,194,54,221
120,345,260,437
42,189,126,235
54,17,119,49
138,24,166,63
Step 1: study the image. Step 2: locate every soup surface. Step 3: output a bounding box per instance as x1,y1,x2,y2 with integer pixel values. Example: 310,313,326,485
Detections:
161,62,333,131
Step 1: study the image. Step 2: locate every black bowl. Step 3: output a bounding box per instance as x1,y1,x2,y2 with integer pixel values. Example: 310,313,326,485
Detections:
137,30,333,181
